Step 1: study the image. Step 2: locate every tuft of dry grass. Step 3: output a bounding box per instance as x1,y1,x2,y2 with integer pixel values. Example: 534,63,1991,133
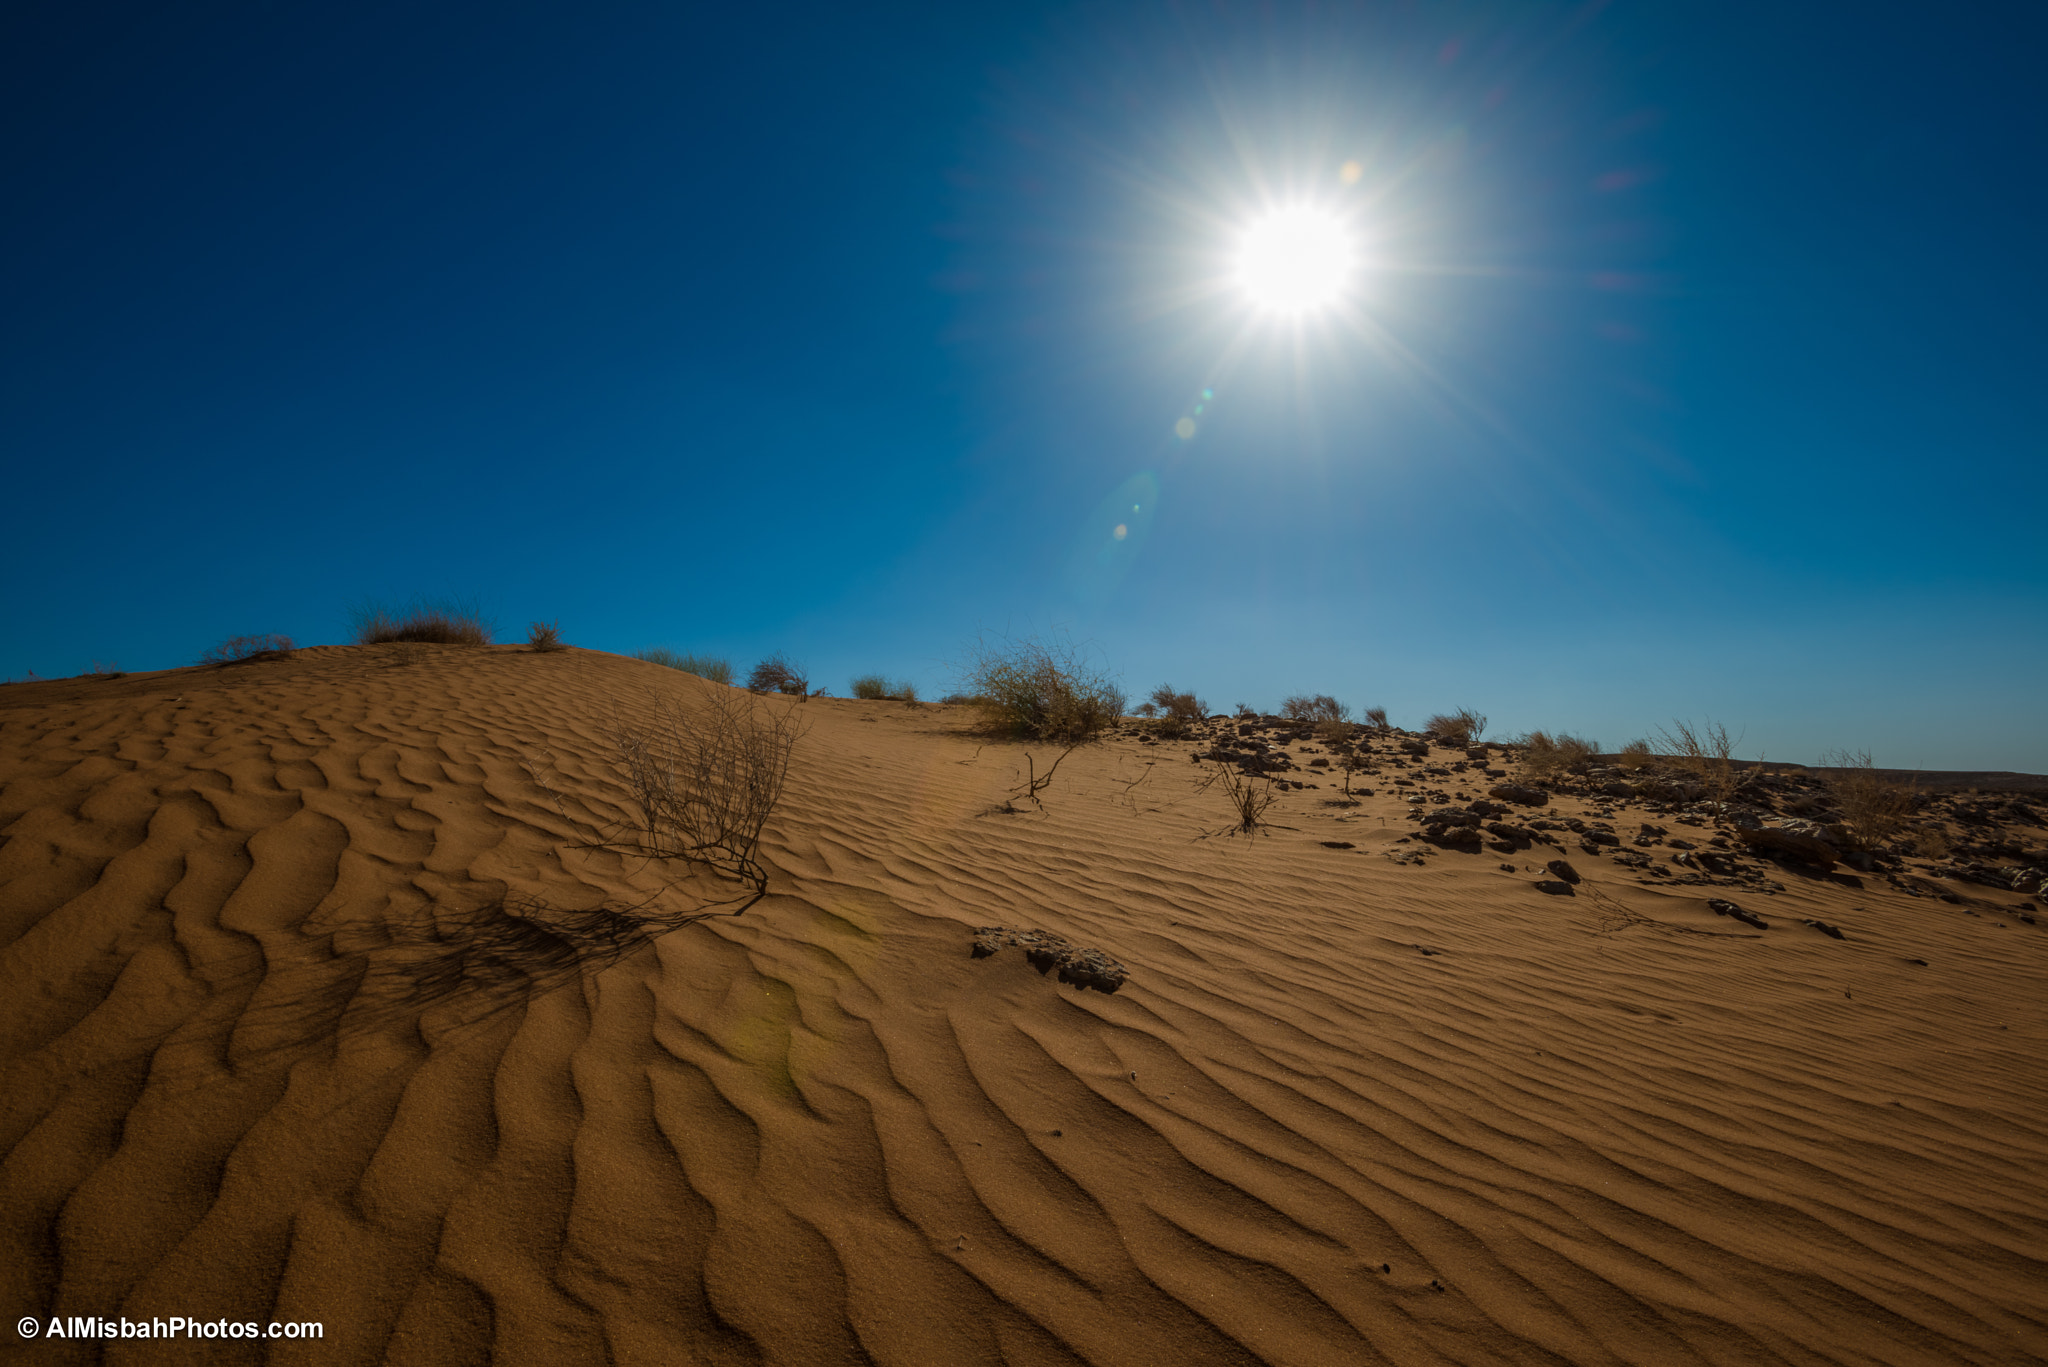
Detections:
352,598,493,646
83,661,125,680
1519,730,1600,779
851,674,919,701
1281,694,1349,723
1912,824,1951,859
1363,705,1390,733
1618,738,1654,766
1652,718,1744,820
200,634,295,666
1424,708,1487,745
1820,749,1916,850
636,649,733,684
527,621,567,653
957,632,1125,744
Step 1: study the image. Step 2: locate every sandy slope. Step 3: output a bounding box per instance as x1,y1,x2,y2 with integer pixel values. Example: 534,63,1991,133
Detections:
2,645,2044,1366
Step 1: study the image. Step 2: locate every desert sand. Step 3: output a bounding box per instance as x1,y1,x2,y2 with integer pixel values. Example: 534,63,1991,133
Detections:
3,644,2045,1365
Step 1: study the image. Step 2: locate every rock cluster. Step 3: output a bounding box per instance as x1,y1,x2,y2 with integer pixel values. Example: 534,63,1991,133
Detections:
972,926,1129,994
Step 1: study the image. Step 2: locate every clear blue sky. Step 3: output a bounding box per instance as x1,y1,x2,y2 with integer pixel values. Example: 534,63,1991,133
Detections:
4,1,2043,771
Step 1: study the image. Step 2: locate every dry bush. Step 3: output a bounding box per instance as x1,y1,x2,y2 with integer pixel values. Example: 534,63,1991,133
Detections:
747,652,810,698
353,598,493,646
1313,718,1354,744
957,632,1125,743
1653,718,1744,820
1424,708,1487,745
637,648,733,685
1281,694,1349,723
84,661,125,679
1618,738,1654,766
531,687,805,924
851,674,918,701
200,633,295,665
1520,730,1600,779
1204,763,1278,838
1148,683,1207,737
1820,749,1916,850
1913,825,1951,859
527,621,567,653
1363,705,1390,732
1234,702,1257,719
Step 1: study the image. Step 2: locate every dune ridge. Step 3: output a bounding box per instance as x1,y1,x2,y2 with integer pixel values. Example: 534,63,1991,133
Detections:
3,646,2044,1365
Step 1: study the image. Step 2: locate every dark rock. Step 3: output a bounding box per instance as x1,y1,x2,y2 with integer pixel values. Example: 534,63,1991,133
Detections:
1533,879,1575,896
1582,829,1621,847
1489,783,1549,807
971,926,1129,993
1545,859,1582,885
1737,825,1841,869
1320,840,1355,849
1800,918,1846,940
1707,898,1767,929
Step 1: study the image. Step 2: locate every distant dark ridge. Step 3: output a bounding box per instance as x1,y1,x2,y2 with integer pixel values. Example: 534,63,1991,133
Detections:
1592,755,2048,795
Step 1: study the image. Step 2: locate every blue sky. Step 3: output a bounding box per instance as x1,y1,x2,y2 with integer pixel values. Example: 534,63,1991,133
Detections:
4,0,2043,771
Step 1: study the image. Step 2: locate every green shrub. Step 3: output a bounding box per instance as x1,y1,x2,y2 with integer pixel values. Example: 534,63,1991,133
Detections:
852,673,918,701
958,633,1125,743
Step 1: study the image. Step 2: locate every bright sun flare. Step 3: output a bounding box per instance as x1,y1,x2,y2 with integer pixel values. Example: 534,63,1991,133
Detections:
1236,207,1354,313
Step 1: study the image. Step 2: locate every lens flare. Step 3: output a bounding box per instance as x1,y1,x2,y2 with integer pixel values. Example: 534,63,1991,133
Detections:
1236,207,1354,313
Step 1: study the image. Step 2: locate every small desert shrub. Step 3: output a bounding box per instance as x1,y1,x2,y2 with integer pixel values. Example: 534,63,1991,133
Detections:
1135,702,1159,717
939,692,986,707
747,653,810,698
1618,738,1654,766
1652,718,1742,818
1148,684,1206,740
1363,705,1390,733
352,598,493,646
1281,694,1349,723
1424,708,1487,745
1149,684,1207,724
1234,702,1257,719
958,632,1125,743
1821,749,1916,851
200,633,295,666
527,621,567,653
636,649,734,685
1913,825,1951,859
851,674,919,701
84,661,125,680
1521,730,1600,778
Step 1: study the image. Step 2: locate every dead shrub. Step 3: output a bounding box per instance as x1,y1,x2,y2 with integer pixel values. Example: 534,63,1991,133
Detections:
1202,763,1279,839
529,687,805,924
527,621,567,653
1363,705,1390,733
747,652,811,698
1820,749,1916,850
957,632,1125,743
1281,694,1349,723
200,633,296,665
1618,738,1654,767
1424,708,1487,745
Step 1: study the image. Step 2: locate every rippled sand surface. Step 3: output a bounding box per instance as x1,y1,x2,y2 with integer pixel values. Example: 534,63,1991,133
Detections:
4,645,2044,1365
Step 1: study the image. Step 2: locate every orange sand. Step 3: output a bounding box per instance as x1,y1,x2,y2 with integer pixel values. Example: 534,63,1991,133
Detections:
3,645,2044,1365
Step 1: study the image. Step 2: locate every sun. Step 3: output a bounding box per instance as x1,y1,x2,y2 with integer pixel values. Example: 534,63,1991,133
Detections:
1235,207,1354,313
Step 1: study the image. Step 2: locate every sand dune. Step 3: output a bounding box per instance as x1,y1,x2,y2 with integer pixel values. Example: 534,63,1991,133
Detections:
3,645,2045,1365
